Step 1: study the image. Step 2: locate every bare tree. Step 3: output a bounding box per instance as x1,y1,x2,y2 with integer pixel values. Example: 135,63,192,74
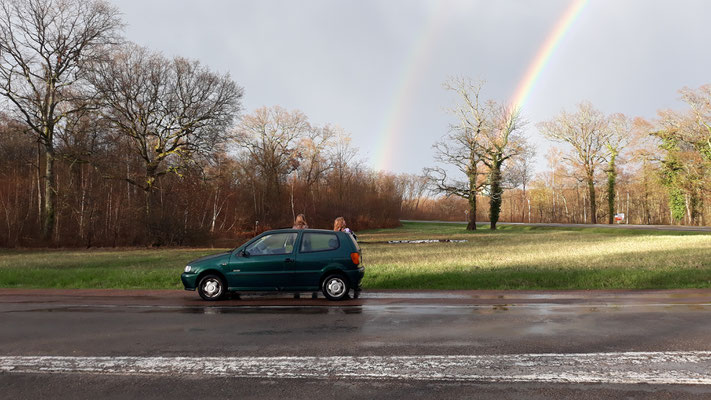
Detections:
87,44,243,239
297,125,335,188
428,78,527,230
538,102,610,224
503,142,536,221
680,85,711,162
478,104,527,229
234,106,310,222
427,78,489,230
328,126,359,213
397,173,430,215
0,0,122,240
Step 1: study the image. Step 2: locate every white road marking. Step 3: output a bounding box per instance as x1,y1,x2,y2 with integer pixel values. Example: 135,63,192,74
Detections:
2,352,711,384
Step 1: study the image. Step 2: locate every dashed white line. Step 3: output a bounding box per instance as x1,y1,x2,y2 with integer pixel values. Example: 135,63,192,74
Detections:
2,352,711,384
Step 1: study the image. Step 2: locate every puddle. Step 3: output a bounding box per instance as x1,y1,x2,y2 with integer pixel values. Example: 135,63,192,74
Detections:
8,303,711,317
359,239,468,244
361,292,471,299
386,239,468,244
14,304,365,315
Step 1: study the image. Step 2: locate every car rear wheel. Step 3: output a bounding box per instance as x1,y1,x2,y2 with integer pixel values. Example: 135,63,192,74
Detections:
322,274,349,301
198,274,226,301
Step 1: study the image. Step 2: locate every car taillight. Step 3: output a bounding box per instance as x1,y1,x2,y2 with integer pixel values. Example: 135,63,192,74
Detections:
350,252,360,265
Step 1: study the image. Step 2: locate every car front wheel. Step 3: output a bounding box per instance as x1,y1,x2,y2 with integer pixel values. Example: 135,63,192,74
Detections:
322,274,349,301
198,274,226,301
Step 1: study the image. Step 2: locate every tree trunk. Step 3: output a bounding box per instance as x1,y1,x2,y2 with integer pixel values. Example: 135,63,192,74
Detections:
562,194,569,222
36,142,43,226
466,173,477,231
144,188,152,244
606,152,617,224
527,197,531,223
144,167,157,245
643,165,651,224
488,159,503,230
42,144,56,241
587,174,597,224
210,192,218,233
467,195,476,230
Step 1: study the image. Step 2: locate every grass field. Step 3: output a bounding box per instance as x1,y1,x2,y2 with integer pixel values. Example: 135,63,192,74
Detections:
1,222,710,290
358,222,711,289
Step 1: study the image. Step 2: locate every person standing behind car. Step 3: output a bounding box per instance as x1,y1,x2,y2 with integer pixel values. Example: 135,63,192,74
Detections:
333,217,357,240
292,213,310,299
293,214,309,229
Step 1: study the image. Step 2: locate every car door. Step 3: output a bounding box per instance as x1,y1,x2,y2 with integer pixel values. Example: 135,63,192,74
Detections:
285,232,340,290
226,232,298,290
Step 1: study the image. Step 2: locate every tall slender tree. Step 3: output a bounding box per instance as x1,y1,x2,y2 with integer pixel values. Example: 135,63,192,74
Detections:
427,78,488,230
478,104,527,229
604,113,631,224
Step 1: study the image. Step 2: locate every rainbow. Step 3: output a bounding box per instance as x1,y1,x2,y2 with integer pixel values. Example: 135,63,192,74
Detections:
509,0,588,111
372,0,588,172
372,3,449,172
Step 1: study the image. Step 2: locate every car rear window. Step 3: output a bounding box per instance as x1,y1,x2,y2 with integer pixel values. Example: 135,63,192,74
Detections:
300,232,339,253
346,232,360,251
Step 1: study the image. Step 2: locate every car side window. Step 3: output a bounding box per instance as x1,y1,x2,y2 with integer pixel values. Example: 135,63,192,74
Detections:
300,233,339,253
245,233,298,256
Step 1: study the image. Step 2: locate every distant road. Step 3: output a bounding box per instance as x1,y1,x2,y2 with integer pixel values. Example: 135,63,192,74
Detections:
401,220,711,232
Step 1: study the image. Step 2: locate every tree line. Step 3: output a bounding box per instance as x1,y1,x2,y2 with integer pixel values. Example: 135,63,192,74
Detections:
0,0,400,247
2,0,709,247
409,79,711,228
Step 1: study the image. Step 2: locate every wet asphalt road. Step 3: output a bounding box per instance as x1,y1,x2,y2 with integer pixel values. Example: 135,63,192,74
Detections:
1,289,711,399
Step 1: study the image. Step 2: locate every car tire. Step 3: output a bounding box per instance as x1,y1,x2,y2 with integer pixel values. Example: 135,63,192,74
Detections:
197,274,226,301
321,274,349,301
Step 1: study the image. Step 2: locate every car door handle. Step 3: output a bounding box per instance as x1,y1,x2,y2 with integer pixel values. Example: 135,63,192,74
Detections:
285,258,295,263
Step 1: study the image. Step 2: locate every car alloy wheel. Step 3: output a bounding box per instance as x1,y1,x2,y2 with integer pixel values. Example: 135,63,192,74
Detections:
322,274,349,301
198,275,225,301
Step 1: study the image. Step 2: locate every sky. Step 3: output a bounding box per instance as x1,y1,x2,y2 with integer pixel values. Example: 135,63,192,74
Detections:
112,0,711,175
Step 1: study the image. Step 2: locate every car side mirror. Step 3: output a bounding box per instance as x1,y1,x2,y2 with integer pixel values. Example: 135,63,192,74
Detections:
240,249,249,257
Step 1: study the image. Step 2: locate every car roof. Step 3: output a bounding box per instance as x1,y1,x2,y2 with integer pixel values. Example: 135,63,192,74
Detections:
263,228,340,234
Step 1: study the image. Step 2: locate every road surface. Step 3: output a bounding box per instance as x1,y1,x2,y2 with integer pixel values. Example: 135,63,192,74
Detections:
1,289,711,399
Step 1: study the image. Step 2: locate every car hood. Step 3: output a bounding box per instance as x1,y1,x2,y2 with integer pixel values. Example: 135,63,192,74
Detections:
188,252,230,267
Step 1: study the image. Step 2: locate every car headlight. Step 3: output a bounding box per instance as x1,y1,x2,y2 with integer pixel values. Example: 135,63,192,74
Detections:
184,265,192,273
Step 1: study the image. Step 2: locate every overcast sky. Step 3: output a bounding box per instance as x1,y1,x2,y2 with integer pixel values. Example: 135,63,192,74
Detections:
112,0,711,174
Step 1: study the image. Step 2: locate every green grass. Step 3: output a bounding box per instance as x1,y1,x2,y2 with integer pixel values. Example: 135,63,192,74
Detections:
0,248,217,289
358,222,711,289
1,222,711,290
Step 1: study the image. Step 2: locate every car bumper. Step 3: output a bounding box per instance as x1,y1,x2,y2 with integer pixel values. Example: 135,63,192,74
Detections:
181,273,198,290
346,267,365,289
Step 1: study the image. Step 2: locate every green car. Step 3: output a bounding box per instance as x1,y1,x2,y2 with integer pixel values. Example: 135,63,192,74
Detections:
181,229,364,301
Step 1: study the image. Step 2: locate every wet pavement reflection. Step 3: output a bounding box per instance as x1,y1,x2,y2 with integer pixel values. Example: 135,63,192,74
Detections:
8,302,711,317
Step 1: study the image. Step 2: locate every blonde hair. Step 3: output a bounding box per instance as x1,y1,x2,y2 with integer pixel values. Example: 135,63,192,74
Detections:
293,214,308,229
333,217,347,231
